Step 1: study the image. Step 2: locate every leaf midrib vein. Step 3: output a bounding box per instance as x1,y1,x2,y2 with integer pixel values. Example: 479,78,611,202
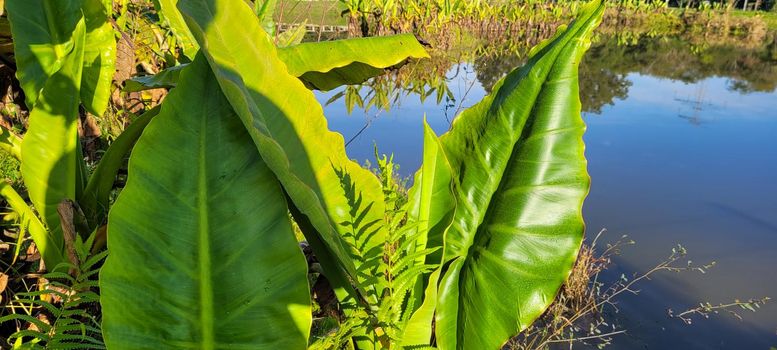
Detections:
197,111,215,349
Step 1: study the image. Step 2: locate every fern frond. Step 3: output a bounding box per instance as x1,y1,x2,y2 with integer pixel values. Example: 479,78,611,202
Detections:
4,297,61,315
2,252,106,349
403,345,438,350
7,330,48,348
79,252,108,275
391,248,440,275
0,314,52,332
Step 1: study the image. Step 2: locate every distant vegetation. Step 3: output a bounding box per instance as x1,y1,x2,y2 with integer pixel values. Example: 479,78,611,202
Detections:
276,0,775,38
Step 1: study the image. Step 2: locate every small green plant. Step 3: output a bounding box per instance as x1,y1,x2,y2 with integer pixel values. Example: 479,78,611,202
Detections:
0,230,107,349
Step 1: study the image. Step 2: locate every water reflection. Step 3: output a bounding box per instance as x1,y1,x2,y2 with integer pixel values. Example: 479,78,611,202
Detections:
317,32,777,349
582,74,777,349
325,32,776,120
320,33,777,170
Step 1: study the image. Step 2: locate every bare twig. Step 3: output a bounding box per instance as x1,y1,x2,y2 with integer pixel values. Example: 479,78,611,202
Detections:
669,297,771,324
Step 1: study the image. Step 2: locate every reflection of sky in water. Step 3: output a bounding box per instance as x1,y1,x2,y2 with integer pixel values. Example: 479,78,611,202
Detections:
317,67,777,349
584,73,777,349
318,63,487,172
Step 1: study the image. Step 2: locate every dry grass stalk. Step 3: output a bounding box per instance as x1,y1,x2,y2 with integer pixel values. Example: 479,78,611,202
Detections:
506,229,728,350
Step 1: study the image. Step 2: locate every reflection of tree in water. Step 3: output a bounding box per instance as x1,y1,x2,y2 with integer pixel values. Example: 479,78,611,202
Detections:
578,61,631,114
472,45,631,114
470,33,776,114
328,32,776,119
472,51,525,94
584,34,777,93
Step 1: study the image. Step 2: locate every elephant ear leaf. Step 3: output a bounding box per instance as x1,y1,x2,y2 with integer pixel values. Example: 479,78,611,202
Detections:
7,0,115,116
406,120,456,268
6,0,82,109
435,1,603,349
178,0,388,305
80,0,117,116
119,34,430,93
100,55,311,349
401,121,456,346
19,18,87,269
277,34,430,91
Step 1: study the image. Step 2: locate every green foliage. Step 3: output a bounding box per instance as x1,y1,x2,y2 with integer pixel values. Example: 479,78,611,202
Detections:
5,0,82,111
255,0,279,36
1,0,771,348
179,0,390,309
276,20,309,47
97,1,602,349
79,107,161,227
80,0,117,117
278,34,430,91
0,126,22,162
6,0,116,116
1,0,158,270
0,152,21,186
400,122,454,346
334,0,768,39
433,2,601,347
100,55,311,349
123,65,187,92
0,0,602,348
123,34,430,92
0,233,107,350
152,0,200,59
0,182,53,269
17,17,86,269
2,0,120,269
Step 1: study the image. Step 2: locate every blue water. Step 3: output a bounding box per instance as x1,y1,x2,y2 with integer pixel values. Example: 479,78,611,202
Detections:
316,52,777,349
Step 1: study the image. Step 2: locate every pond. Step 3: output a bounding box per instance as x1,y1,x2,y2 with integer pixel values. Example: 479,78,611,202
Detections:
316,34,777,349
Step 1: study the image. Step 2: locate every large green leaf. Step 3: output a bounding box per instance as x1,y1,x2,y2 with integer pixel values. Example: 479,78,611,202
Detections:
121,34,430,93
100,55,311,349
406,121,456,267
79,106,160,228
277,34,430,91
7,0,115,116
401,121,456,346
435,2,603,349
81,0,116,116
178,0,388,304
19,18,86,269
6,0,81,109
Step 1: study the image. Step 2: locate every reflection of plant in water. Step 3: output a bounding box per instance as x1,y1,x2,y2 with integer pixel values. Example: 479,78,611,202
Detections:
330,27,776,122
327,52,456,115
590,32,777,93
